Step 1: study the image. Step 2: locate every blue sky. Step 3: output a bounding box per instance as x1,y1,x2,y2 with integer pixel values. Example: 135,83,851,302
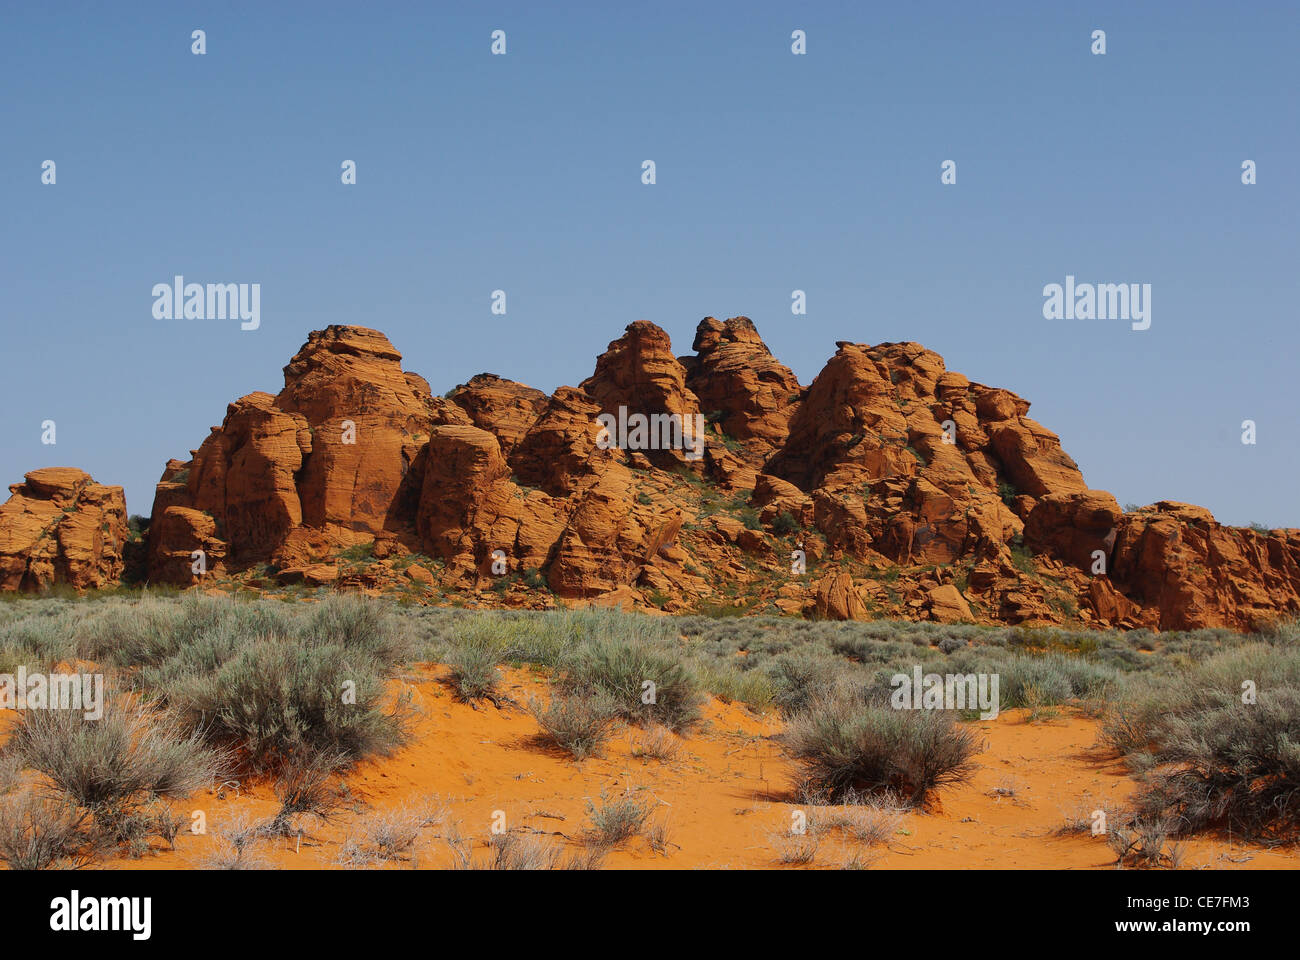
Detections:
2,1,1297,525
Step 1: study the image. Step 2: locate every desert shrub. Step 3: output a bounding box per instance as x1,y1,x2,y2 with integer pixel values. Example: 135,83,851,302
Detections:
301,594,413,665
1103,642,1300,840
693,660,773,710
0,790,94,870
529,691,621,759
83,594,216,666
158,635,406,772
996,653,1116,707
432,611,570,668
0,644,45,676
783,687,980,805
0,609,82,667
997,480,1018,507
558,638,703,731
443,637,505,703
764,650,842,716
771,511,801,535
6,695,222,812
339,542,376,563
581,792,651,848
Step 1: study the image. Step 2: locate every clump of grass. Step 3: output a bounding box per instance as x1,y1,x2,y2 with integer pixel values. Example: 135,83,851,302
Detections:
783,687,981,806
837,846,882,870
811,793,906,846
1106,815,1186,869
451,831,589,870
1022,683,1061,723
444,638,505,704
630,723,680,763
769,827,819,865
337,803,437,867
484,833,561,870
646,817,674,856
198,811,271,870
581,791,651,848
529,691,621,759
0,790,94,870
1056,801,1118,837
558,638,703,731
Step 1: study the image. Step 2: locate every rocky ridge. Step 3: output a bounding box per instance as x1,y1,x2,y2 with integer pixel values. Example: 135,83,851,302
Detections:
3,318,1297,631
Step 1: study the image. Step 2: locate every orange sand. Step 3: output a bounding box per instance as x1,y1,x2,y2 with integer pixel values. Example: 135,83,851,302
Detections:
73,665,1297,869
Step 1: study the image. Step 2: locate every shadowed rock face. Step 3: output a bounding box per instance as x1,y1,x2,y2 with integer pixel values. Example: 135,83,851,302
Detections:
16,317,1283,629
0,468,128,591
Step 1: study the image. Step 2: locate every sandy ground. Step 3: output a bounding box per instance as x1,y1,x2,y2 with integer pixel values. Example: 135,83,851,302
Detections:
66,665,1289,870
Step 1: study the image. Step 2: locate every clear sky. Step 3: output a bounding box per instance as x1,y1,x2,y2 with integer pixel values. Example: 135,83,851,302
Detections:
2,1,1297,526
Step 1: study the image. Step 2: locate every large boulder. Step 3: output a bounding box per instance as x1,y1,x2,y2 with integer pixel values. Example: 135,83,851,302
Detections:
0,468,128,591
813,571,868,621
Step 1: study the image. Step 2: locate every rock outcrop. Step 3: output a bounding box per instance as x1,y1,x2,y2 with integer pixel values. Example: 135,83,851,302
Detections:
76,317,1296,631
1108,505,1300,630
0,468,128,591
814,571,868,621
510,386,614,495
274,326,444,534
416,424,562,582
580,321,704,467
447,374,549,457
683,316,802,460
